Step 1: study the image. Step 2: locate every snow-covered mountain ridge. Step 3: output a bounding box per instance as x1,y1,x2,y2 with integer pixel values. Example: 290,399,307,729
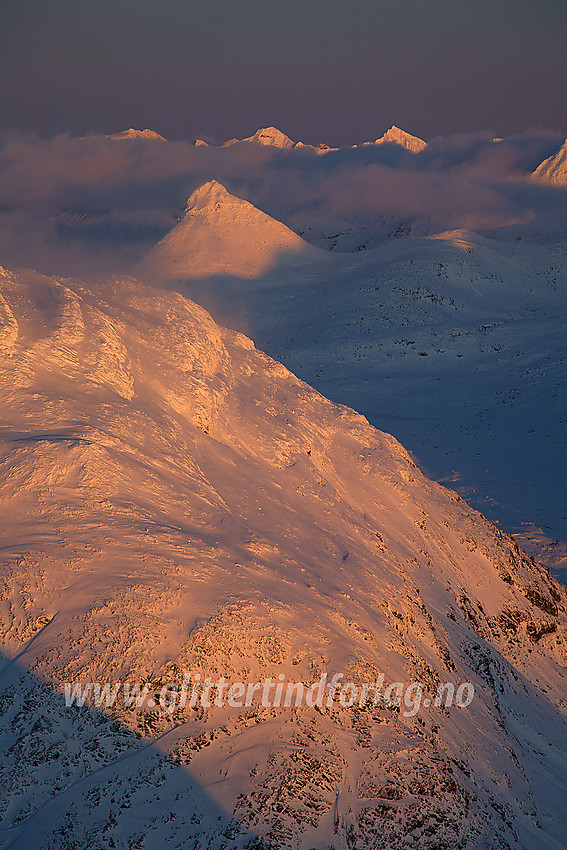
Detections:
371,125,426,152
1,266,566,848
197,124,426,153
133,182,567,578
533,139,567,183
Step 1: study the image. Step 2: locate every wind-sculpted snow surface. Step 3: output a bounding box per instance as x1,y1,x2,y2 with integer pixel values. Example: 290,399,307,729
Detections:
1,267,567,848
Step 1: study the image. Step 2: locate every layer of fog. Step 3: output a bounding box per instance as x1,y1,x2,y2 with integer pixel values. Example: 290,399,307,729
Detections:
1,127,565,278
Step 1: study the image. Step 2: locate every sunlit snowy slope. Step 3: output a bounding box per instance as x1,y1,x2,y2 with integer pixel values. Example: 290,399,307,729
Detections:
137,180,321,280
1,267,566,849
136,179,567,580
533,138,567,183
372,125,426,152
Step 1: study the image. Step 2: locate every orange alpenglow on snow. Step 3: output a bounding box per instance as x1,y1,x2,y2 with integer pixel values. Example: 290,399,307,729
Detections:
222,126,295,149
374,125,426,152
107,128,167,141
533,139,567,183
135,180,319,280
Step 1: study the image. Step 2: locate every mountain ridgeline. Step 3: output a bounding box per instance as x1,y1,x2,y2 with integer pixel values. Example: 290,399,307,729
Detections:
0,267,566,848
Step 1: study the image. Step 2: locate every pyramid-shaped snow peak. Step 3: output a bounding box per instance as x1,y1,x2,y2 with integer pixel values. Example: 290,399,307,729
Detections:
533,139,567,184
375,125,426,152
244,127,295,148
135,180,317,280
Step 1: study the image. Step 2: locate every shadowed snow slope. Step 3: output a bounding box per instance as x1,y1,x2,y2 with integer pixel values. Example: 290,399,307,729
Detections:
134,180,320,281
1,266,567,848
533,139,567,183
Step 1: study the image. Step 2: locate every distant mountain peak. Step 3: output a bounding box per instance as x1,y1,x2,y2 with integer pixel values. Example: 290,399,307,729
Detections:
533,139,567,184
185,179,234,211
107,128,167,141
223,126,295,149
246,126,295,148
135,180,317,281
374,125,426,152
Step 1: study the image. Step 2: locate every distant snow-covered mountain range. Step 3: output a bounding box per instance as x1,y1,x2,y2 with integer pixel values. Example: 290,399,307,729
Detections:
195,124,427,154
108,122,564,175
